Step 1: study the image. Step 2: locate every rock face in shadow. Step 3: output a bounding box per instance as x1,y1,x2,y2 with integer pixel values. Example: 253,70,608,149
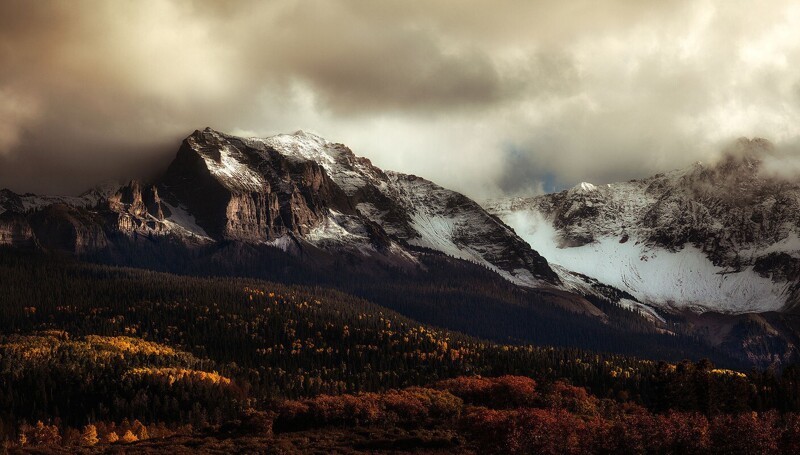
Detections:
105,180,170,236
28,205,109,254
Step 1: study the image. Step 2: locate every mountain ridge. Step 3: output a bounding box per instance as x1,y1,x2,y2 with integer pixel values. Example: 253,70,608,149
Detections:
487,137,800,315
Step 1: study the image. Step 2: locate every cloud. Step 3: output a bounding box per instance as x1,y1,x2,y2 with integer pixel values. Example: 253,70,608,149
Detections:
0,89,39,155
1,0,800,198
758,140,800,180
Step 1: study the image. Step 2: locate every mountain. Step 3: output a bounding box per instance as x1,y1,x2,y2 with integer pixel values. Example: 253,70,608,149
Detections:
6,130,800,367
0,128,558,288
487,138,800,316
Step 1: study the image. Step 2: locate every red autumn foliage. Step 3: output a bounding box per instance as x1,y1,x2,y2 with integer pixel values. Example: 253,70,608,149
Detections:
780,413,800,453
710,411,781,455
539,380,600,416
435,375,538,407
9,375,800,452
274,387,462,431
656,411,711,454
463,407,591,454
457,377,800,455
593,404,660,453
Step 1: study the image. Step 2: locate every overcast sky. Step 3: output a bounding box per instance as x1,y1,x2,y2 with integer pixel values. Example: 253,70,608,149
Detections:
2,0,800,197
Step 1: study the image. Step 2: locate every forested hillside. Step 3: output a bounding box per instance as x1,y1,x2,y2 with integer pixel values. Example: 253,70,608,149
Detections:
80,238,769,367
2,249,800,452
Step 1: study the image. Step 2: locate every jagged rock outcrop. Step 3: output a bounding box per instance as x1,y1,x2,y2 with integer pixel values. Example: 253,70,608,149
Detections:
0,214,34,248
105,180,170,236
0,190,34,247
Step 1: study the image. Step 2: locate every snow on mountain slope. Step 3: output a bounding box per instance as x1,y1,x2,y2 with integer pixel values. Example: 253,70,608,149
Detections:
487,138,800,314
252,130,385,194
0,190,19,216
501,209,789,313
381,172,557,287
19,194,98,212
160,202,212,240
0,188,100,215
231,129,559,286
183,129,268,193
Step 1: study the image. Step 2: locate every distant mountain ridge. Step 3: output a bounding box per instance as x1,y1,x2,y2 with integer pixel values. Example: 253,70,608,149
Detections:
487,138,800,315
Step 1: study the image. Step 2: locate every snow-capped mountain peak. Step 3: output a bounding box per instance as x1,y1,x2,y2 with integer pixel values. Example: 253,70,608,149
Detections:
258,130,336,163
574,182,597,193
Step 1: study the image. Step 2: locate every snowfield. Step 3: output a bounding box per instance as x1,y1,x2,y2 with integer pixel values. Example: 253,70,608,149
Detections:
498,206,792,314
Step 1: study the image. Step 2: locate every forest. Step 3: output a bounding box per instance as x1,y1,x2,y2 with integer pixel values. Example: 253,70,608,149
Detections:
2,248,800,452
83,236,772,368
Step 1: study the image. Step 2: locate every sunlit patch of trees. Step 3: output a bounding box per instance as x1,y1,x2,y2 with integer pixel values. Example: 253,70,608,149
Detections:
15,418,188,449
125,367,233,387
0,333,241,440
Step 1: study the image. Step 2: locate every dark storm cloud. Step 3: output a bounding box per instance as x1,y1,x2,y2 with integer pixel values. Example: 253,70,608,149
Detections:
1,0,800,198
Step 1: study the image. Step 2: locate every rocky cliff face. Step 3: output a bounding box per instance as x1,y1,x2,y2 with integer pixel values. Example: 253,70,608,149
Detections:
159,129,347,242
0,190,32,247
488,138,800,314
28,205,110,254
0,128,559,288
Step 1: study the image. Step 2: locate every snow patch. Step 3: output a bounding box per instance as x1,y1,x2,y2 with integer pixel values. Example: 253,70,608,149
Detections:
256,132,375,194
162,202,212,240
618,299,666,323
199,145,266,192
259,131,337,165
305,210,374,255
266,235,300,254
17,194,97,212
756,231,800,256
407,213,466,260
